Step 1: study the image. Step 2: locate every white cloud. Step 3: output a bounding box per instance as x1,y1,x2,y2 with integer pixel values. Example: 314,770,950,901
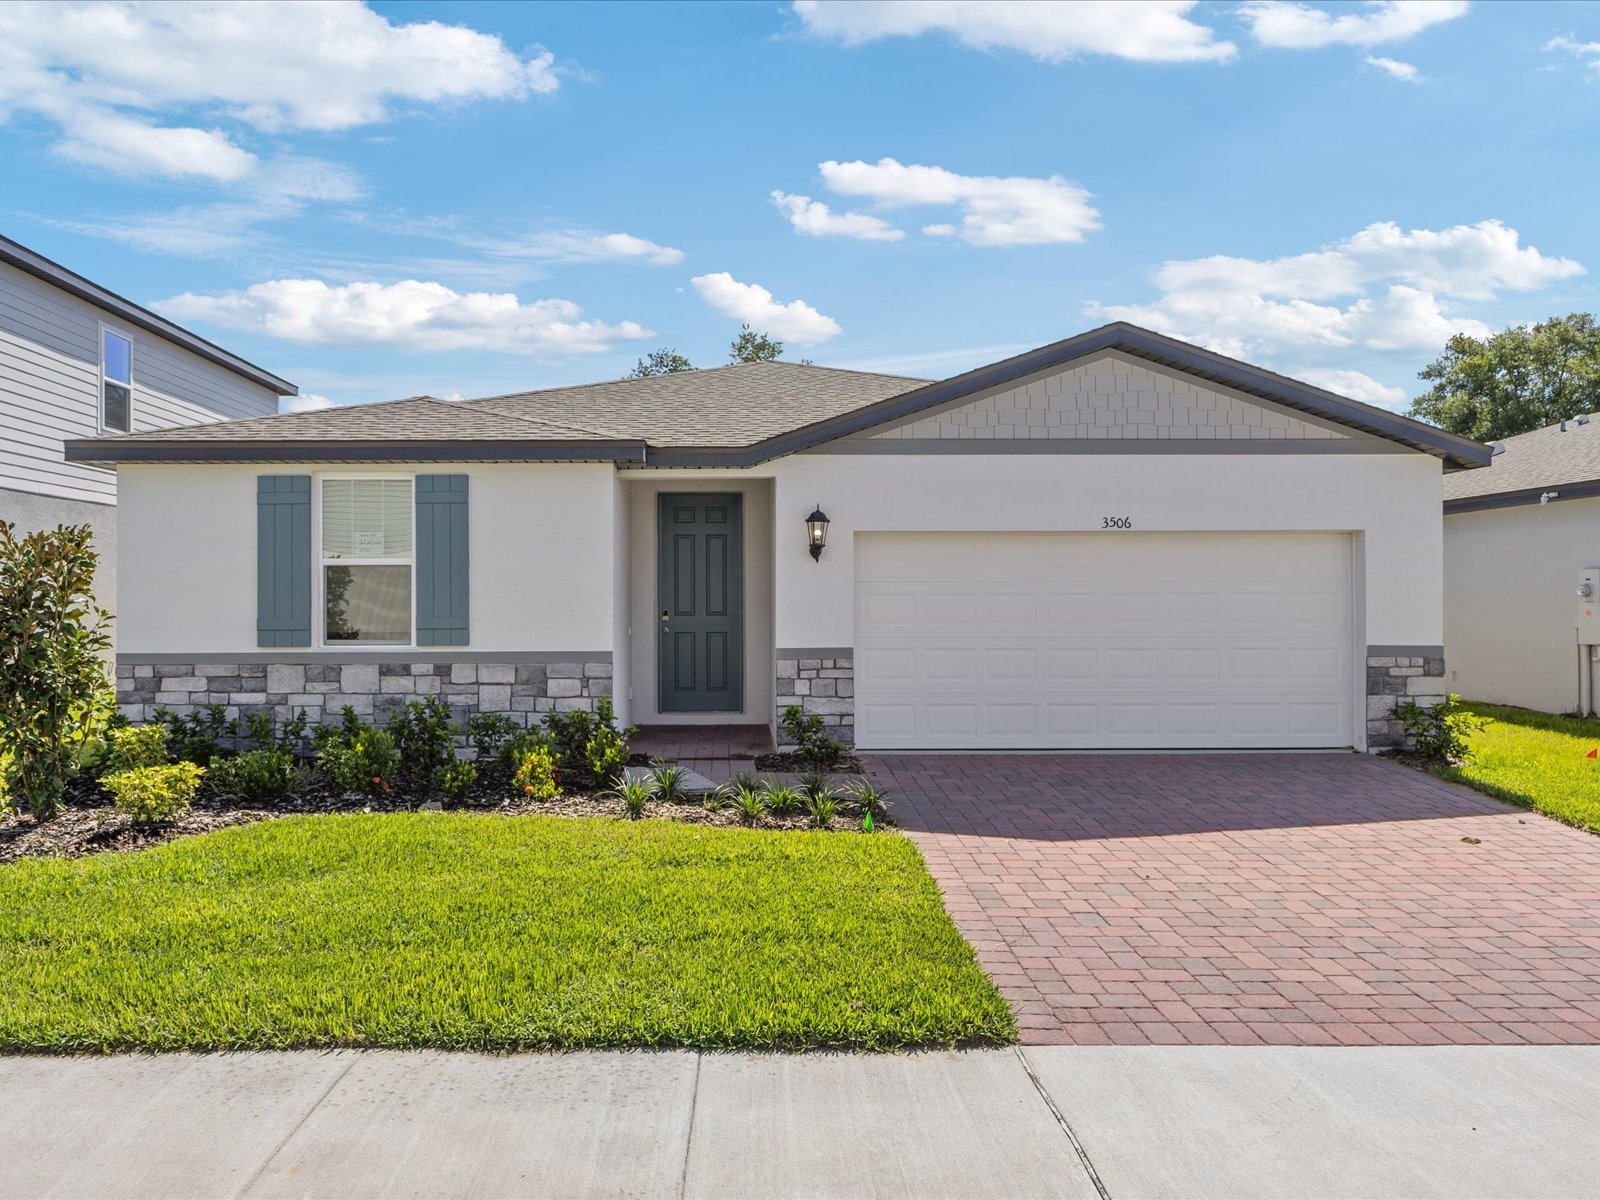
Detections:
1294,368,1408,408
689,273,842,344
159,279,653,354
770,191,905,241
469,229,686,265
817,158,1100,247
792,0,1236,63
1092,219,1582,360
1365,55,1421,81
281,392,336,414
0,1,558,180
1240,1,1469,49
1546,35,1600,73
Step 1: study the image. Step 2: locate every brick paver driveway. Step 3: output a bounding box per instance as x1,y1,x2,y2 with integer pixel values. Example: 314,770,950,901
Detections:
871,753,1600,1047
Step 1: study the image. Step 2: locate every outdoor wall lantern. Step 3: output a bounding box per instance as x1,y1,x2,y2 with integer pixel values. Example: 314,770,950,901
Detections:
806,504,830,561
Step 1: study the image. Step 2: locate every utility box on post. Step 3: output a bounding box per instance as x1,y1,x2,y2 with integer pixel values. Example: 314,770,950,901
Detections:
1578,570,1600,642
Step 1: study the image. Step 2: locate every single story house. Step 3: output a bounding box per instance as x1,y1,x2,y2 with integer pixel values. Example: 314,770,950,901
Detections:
1444,415,1600,715
68,323,1489,752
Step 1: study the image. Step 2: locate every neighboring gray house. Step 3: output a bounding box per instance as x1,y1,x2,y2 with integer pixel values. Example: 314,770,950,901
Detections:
0,233,296,609
1444,416,1600,715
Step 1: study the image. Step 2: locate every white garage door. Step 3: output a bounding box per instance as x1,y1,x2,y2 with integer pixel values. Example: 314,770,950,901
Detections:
854,532,1353,750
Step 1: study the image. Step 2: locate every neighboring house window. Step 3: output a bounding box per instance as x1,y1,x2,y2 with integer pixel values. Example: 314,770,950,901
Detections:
320,478,413,644
101,328,132,433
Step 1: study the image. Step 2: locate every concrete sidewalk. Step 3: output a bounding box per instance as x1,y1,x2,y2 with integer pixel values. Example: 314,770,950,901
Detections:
3,1046,1597,1199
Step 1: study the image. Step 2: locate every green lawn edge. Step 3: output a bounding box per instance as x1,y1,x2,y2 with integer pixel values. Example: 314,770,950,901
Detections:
1432,702,1600,836
0,812,1018,1054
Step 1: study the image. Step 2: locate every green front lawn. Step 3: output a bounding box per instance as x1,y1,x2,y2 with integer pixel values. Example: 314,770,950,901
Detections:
0,813,1014,1053
1441,703,1600,834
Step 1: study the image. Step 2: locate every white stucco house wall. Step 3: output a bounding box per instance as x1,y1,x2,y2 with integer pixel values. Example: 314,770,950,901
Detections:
1444,416,1600,715
0,232,296,612
68,323,1489,752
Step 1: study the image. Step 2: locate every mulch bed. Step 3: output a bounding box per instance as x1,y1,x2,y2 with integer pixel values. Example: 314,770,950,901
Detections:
752,752,866,773
1,766,882,865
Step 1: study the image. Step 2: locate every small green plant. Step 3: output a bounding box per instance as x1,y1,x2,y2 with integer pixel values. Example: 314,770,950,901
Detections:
650,763,689,803
762,781,800,817
439,759,478,806
729,768,760,792
585,727,631,787
467,712,519,768
545,699,635,782
702,786,726,813
205,748,301,805
732,784,767,826
101,762,204,825
781,705,845,766
806,790,839,830
387,697,458,788
797,770,834,801
512,743,560,801
613,776,657,820
1394,694,1484,765
243,710,309,754
317,723,398,798
156,704,238,766
105,724,169,772
848,778,891,824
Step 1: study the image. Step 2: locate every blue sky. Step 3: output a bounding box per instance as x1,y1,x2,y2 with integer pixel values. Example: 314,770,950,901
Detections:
3,0,1598,414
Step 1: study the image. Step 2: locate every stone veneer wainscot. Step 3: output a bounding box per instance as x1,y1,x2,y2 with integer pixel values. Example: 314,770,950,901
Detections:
775,654,854,747
115,658,613,728
1365,650,1447,750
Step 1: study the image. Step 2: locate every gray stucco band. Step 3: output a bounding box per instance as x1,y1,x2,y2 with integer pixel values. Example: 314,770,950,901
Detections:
775,647,854,660
117,650,612,666
115,658,615,728
1366,645,1445,658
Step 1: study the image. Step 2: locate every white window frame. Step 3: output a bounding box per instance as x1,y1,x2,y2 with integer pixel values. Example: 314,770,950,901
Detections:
314,473,417,649
98,322,134,435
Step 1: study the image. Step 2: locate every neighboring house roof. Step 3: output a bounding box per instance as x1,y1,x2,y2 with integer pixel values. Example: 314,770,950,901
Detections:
64,322,1491,469
1443,416,1600,513
0,232,296,396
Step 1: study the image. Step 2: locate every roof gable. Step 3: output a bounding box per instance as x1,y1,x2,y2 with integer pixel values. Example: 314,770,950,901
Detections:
1444,416,1600,511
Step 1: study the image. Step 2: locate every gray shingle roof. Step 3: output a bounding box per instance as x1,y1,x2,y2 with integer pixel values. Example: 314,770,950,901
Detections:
465,361,928,447
104,395,616,444
1443,416,1600,504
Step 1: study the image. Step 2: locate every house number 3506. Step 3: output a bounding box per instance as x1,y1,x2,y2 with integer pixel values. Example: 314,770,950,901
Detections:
1101,516,1133,530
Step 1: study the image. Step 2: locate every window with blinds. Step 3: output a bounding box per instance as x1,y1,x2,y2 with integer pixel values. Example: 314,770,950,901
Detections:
321,478,412,644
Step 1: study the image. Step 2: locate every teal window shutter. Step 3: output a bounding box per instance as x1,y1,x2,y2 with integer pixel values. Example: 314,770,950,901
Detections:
416,474,470,646
257,475,311,647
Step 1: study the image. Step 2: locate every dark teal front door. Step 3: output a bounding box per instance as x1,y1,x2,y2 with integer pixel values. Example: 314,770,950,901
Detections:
658,493,744,713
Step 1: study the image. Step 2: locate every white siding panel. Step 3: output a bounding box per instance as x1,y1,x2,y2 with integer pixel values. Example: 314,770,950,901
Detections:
0,260,282,505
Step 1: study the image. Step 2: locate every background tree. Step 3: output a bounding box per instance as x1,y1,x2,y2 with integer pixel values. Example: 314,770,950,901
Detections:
0,522,114,819
728,324,812,366
626,348,695,378
1407,314,1600,441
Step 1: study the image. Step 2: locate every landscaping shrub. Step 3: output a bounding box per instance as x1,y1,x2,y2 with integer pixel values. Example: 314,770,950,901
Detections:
101,762,204,825
467,713,518,768
0,521,115,819
542,708,597,773
613,776,656,820
650,763,689,804
762,782,800,818
584,727,630,787
439,760,477,806
732,783,766,826
511,743,560,801
243,710,309,755
781,705,845,766
847,779,891,824
317,721,398,798
205,749,301,805
387,697,457,788
1394,694,1484,765
806,790,839,830
797,770,834,802
545,699,635,784
156,704,238,766
498,727,554,775
105,724,169,772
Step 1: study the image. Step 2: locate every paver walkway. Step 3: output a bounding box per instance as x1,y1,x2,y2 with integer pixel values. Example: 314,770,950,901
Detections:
873,752,1600,1047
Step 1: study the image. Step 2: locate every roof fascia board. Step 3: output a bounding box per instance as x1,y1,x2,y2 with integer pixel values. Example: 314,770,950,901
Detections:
64,438,648,465
0,235,296,396
1444,478,1600,514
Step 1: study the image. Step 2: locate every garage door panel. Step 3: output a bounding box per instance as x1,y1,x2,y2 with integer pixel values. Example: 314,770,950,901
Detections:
855,532,1353,750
